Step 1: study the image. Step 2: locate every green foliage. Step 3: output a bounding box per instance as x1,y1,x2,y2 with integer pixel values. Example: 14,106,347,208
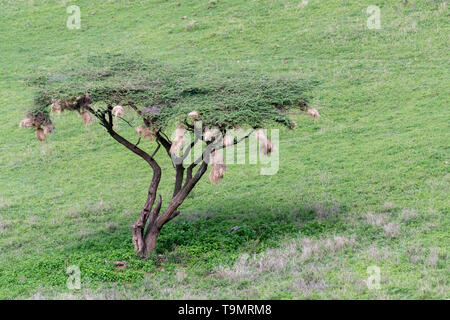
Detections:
30,53,313,129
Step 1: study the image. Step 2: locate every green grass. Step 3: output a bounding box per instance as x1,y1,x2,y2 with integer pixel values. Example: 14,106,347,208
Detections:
0,0,448,299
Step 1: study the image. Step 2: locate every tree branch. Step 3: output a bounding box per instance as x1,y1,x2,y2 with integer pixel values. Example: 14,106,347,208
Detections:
144,194,162,239
155,161,208,229
125,101,142,116
92,107,162,255
173,164,185,198
185,162,196,185
151,141,161,158
156,131,172,158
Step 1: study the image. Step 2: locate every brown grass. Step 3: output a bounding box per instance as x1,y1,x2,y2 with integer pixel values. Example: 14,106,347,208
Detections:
382,202,396,211
400,208,418,223
365,212,386,227
0,220,8,234
426,248,439,268
0,198,10,210
216,235,354,281
313,202,340,220
383,222,400,239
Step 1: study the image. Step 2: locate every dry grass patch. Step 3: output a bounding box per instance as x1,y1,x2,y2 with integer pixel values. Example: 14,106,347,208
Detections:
105,221,119,232
400,208,418,223
426,248,439,268
383,222,400,239
365,245,401,263
365,212,386,227
0,220,12,234
313,202,340,220
216,235,355,281
0,198,10,210
404,244,445,267
383,202,396,211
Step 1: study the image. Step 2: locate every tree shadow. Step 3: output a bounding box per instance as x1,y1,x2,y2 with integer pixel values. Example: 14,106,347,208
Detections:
64,199,350,265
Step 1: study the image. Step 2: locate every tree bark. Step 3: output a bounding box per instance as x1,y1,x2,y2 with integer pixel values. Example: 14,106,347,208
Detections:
142,162,208,256
143,225,160,256
173,164,184,198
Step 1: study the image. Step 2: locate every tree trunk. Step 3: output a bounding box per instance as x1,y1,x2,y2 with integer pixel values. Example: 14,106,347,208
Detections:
138,161,208,258
144,226,160,257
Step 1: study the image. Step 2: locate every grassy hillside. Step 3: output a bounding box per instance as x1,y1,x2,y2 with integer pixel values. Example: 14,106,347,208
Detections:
0,0,448,299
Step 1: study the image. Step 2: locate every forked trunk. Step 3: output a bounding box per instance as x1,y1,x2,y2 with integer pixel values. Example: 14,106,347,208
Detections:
134,161,208,258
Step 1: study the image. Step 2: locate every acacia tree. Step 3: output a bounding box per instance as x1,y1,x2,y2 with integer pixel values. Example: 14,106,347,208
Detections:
20,55,311,258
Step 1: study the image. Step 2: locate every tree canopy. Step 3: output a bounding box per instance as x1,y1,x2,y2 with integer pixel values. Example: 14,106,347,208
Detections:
27,54,313,132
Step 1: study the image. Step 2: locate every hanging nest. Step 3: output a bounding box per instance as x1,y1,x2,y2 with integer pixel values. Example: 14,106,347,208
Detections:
19,110,54,141
55,93,92,113
35,128,46,141
306,108,320,118
112,105,125,118
255,129,276,155
50,99,62,114
19,117,34,128
81,109,93,125
204,127,220,142
169,125,186,154
188,110,199,118
136,125,156,142
53,94,93,125
223,135,234,147
43,120,55,134
60,98,78,111
209,150,226,183
31,111,47,128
